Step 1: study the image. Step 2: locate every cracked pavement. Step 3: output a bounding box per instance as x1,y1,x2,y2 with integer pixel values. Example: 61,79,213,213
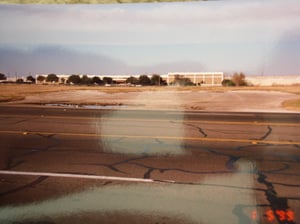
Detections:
0,106,300,223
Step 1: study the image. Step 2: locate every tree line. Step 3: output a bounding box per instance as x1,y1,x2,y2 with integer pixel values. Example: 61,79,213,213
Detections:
1,72,248,86
36,74,167,86
0,73,36,83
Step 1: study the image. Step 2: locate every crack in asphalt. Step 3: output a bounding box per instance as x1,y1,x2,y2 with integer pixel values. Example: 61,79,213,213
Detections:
255,125,272,141
223,141,297,223
36,133,56,138
293,144,300,149
6,160,25,170
235,143,271,151
128,161,231,179
1,118,299,223
199,146,243,171
181,122,208,137
263,163,290,174
13,117,38,125
226,156,241,170
0,176,48,198
255,169,296,224
73,156,152,175
4,133,60,170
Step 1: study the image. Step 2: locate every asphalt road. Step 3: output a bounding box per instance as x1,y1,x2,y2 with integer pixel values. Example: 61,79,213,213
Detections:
0,105,300,224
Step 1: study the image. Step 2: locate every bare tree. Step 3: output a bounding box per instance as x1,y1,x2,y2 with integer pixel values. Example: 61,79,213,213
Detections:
232,72,247,86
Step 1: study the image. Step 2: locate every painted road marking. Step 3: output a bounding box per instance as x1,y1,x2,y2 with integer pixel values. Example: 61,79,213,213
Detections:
0,170,175,183
0,114,300,127
0,130,299,145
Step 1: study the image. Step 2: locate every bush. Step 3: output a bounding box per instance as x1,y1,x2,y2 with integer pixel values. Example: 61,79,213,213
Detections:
222,79,235,87
171,75,194,86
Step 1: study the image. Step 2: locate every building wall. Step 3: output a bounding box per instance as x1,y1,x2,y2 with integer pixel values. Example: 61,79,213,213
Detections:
167,72,224,86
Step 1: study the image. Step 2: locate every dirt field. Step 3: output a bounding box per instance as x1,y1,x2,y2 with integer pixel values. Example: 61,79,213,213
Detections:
1,84,300,112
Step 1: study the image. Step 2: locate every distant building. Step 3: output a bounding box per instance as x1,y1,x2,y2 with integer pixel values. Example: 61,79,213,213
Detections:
35,72,224,86
246,75,300,86
166,72,224,86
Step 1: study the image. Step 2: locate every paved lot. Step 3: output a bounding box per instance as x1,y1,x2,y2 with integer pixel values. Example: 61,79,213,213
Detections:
0,106,300,223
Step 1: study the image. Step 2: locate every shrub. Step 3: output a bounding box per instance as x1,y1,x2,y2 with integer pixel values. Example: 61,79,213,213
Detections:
222,79,235,87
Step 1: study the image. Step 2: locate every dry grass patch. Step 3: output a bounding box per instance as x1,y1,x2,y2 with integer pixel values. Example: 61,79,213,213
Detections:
0,84,160,95
0,84,158,101
282,99,300,111
1,84,300,103
179,85,300,94
0,95,25,102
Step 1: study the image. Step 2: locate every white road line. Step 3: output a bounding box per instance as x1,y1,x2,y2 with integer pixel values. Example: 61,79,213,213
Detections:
0,170,155,183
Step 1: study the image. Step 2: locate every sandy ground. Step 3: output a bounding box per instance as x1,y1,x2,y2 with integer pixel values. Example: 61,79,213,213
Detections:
5,89,300,113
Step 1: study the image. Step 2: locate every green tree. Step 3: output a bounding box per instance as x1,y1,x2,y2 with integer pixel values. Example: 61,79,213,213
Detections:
46,74,59,83
138,75,151,86
37,75,46,83
26,75,35,83
81,75,92,85
68,75,81,84
0,73,7,80
232,72,247,86
126,76,139,85
222,79,235,87
92,76,104,85
151,74,166,86
103,77,113,84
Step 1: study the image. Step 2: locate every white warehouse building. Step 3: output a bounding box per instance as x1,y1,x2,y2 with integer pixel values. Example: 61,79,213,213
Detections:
36,72,224,86
166,72,224,86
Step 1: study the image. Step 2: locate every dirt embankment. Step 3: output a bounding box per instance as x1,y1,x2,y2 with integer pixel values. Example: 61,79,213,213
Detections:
1,84,300,112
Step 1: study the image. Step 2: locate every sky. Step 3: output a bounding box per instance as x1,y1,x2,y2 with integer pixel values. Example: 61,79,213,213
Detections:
0,0,300,76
